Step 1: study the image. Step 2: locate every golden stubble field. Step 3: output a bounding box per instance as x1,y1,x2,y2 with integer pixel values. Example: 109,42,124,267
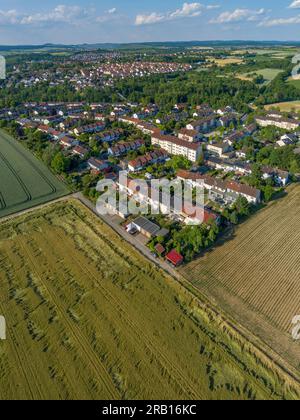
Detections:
181,184,300,373
0,200,299,400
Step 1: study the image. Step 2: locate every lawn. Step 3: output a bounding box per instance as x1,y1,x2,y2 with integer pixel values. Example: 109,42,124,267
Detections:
0,129,68,218
0,200,299,400
181,184,300,375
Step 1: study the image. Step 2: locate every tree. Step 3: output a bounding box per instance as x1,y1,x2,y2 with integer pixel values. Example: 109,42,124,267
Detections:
234,196,250,216
82,174,92,188
230,211,239,225
263,184,274,202
51,152,69,174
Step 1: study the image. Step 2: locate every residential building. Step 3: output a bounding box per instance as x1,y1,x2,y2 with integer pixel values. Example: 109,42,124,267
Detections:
87,158,110,172
178,128,202,143
276,133,298,147
72,145,89,158
108,139,145,157
60,136,77,149
118,116,160,135
256,116,300,130
186,116,217,132
74,123,105,136
128,150,169,172
206,142,232,157
177,170,261,204
151,133,202,162
261,166,290,186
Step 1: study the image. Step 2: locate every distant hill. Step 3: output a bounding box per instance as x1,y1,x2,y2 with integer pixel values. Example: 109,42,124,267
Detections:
1,40,300,52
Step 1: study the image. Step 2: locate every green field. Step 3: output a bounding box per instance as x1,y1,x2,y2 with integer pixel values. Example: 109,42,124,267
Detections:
0,130,68,218
287,78,300,89
0,200,299,400
237,68,283,85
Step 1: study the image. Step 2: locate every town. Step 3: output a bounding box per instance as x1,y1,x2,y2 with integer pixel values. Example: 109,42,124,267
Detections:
1,3,300,400
1,92,299,265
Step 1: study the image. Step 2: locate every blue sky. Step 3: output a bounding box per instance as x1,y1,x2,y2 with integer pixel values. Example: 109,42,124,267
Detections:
0,1,300,44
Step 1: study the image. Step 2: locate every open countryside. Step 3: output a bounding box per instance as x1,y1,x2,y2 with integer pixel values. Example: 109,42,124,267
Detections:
0,130,68,218
265,100,300,112
0,200,299,400
237,69,283,85
181,184,300,373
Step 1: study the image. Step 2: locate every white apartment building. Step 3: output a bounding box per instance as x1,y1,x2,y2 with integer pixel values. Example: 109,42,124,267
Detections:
151,133,202,162
256,116,300,131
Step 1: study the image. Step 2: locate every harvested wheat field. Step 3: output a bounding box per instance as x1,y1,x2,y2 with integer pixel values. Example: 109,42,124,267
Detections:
181,185,300,373
210,57,244,67
265,101,300,112
0,200,299,400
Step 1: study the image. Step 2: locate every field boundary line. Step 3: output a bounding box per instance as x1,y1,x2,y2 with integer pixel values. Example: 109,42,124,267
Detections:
0,193,73,223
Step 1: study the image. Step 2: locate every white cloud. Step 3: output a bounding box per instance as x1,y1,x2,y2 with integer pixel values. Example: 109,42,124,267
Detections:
0,9,19,25
210,8,265,24
135,13,165,26
289,1,300,9
169,2,203,19
259,15,300,27
206,5,221,10
0,5,112,27
135,2,207,26
96,8,121,23
20,5,86,25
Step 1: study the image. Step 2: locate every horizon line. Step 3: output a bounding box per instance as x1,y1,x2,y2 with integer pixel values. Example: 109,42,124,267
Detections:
1,40,300,48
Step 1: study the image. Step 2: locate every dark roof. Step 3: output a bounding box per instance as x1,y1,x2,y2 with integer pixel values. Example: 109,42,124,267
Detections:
132,217,160,236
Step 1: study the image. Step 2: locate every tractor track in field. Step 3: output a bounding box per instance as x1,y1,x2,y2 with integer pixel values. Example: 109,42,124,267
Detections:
15,234,120,400
48,217,205,400
0,192,6,210
0,298,38,400
0,149,32,204
0,131,57,196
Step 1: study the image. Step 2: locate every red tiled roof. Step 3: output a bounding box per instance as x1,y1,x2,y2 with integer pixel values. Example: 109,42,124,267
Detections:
166,250,184,266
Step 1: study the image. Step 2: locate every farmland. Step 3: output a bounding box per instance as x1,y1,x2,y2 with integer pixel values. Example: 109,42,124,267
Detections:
181,185,300,373
237,69,283,85
287,78,300,89
0,130,68,218
0,200,299,400
265,100,300,112
210,57,244,67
